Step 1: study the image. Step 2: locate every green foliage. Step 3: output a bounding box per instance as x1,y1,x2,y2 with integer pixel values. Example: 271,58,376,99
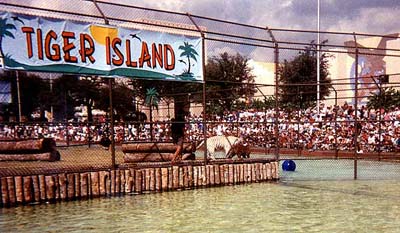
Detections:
145,87,159,110
278,41,332,110
205,52,256,115
367,87,400,110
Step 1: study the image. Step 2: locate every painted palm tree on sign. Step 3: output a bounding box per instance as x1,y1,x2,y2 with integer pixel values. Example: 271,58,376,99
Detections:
0,17,16,57
145,87,159,121
178,41,198,75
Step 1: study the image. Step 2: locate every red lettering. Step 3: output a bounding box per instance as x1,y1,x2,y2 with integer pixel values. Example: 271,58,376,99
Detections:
79,34,95,63
139,42,151,68
164,44,175,70
21,27,34,58
125,40,137,67
152,43,163,68
62,31,77,63
112,38,123,66
37,28,43,60
105,37,111,65
45,30,61,61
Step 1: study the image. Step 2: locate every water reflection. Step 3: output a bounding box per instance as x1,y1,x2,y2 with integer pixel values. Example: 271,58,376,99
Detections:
1,180,400,232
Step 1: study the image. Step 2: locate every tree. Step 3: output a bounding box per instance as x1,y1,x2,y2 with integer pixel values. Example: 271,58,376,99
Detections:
98,81,136,122
52,75,79,121
205,52,256,115
17,72,51,121
367,87,400,110
278,41,332,109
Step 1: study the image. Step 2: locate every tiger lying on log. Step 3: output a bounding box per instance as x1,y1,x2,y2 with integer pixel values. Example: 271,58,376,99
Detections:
196,135,250,160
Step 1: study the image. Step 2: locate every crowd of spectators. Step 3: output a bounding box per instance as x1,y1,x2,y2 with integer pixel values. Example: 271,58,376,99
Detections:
1,102,400,153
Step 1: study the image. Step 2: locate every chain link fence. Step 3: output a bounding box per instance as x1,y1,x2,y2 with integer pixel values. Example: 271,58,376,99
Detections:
0,0,399,180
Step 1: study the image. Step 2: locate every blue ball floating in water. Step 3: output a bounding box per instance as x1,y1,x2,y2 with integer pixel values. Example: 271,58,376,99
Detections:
282,160,296,171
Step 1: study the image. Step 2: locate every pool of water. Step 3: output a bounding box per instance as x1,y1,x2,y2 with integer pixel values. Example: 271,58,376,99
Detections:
1,178,400,232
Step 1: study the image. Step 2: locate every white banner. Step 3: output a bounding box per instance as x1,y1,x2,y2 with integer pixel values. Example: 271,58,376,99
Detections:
0,12,203,81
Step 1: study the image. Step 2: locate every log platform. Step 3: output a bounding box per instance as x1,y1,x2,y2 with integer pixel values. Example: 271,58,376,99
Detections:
0,159,278,207
122,142,196,163
0,138,60,162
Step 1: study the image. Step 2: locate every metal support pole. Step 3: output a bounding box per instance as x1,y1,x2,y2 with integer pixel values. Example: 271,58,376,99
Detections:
268,28,280,160
330,86,338,158
93,0,115,168
353,33,358,180
187,13,207,164
109,78,116,168
16,71,22,123
317,0,321,114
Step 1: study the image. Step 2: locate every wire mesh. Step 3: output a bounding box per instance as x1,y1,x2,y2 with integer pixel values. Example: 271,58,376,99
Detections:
0,0,399,180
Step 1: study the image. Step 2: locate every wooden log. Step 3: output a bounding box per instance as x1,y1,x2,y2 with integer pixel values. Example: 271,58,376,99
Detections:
122,142,194,153
205,165,210,186
187,166,193,188
228,165,234,185
66,174,75,200
172,166,179,190
129,169,136,193
0,138,56,153
161,167,168,191
266,163,272,180
6,177,16,205
110,170,116,195
54,175,60,200
224,165,229,185
201,166,207,186
214,164,220,185
22,176,32,203
238,164,244,183
120,170,126,195
261,164,266,181
149,168,155,192
105,172,111,196
274,161,279,179
59,174,67,201
155,168,162,191
32,175,40,203
178,167,184,189
251,164,256,182
1,177,9,206
115,170,121,195
39,175,46,201
0,151,60,161
80,173,88,198
99,171,107,196
182,166,188,189
74,173,81,198
193,166,198,187
90,172,99,197
15,176,24,204
45,176,55,201
123,152,195,163
135,170,142,194
7,177,16,205
233,164,239,184
209,165,215,186
125,170,132,193
167,167,173,190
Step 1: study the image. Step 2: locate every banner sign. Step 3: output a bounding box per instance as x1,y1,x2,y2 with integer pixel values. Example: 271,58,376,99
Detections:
0,12,203,81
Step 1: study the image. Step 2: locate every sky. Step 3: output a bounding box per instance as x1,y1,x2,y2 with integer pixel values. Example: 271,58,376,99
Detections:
118,0,400,35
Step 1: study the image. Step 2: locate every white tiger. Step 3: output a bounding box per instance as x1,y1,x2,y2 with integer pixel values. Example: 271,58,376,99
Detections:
196,135,250,160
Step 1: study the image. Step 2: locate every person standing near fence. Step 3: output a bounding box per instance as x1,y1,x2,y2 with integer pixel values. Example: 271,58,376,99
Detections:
171,116,185,163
